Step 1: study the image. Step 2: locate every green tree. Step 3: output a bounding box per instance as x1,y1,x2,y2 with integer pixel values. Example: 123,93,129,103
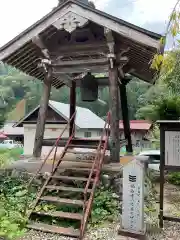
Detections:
137,48,180,121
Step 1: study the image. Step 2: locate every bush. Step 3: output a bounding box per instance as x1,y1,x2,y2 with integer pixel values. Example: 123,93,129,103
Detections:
0,174,36,239
90,186,120,227
168,172,180,185
0,148,23,168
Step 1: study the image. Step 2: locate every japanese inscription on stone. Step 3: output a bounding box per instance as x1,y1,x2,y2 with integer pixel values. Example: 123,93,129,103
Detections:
122,159,145,233
165,131,180,166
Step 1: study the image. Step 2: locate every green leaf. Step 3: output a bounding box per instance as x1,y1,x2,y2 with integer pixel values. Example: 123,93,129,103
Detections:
15,190,28,197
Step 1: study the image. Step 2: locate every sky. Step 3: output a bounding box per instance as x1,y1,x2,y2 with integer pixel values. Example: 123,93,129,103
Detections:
0,0,178,48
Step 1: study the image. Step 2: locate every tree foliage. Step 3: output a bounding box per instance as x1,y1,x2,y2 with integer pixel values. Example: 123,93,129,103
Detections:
151,0,180,70
137,47,180,121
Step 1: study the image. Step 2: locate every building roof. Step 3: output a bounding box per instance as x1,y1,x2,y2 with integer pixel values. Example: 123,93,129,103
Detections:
0,0,163,87
15,100,106,129
119,120,152,131
0,132,8,139
0,122,24,136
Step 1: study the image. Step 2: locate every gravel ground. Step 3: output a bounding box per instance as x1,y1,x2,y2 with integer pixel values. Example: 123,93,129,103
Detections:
18,222,180,240
19,183,180,240
19,223,135,240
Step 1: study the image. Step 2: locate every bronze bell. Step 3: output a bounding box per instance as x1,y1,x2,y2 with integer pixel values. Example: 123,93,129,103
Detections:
80,72,98,102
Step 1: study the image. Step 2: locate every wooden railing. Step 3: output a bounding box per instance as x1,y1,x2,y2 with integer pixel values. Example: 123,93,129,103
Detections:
80,112,110,239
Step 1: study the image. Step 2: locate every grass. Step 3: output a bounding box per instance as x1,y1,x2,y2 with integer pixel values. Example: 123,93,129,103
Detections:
0,148,23,168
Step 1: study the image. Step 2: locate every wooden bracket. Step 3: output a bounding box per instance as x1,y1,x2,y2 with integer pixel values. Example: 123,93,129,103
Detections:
118,74,132,86
118,47,130,58
32,35,50,59
117,47,130,80
104,28,116,69
118,56,129,79
32,35,52,74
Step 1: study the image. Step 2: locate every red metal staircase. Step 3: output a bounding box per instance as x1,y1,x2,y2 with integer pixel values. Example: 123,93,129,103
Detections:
26,113,110,239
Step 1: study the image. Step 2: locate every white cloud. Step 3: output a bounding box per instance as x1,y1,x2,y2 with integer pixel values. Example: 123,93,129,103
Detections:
94,0,111,10
0,0,110,47
0,0,58,47
129,0,177,26
0,0,178,48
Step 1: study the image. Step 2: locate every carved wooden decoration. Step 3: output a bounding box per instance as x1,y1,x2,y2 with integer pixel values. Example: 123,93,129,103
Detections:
52,11,89,33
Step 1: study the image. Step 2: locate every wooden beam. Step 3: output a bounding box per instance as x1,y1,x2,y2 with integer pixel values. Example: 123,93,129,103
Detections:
51,42,108,57
53,67,108,74
52,58,108,74
69,81,76,137
52,56,128,74
33,69,52,158
52,58,108,68
119,79,133,154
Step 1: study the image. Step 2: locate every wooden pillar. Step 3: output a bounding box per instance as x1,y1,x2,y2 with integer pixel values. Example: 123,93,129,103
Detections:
119,80,133,154
109,66,120,162
105,28,121,162
33,70,52,158
69,81,76,137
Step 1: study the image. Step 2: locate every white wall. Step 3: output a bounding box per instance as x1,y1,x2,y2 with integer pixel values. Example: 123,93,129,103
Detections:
23,124,101,157
120,131,147,146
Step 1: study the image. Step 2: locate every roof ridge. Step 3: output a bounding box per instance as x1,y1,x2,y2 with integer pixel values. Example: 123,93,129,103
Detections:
49,100,94,112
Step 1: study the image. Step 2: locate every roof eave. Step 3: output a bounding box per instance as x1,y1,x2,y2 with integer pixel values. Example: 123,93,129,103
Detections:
14,102,80,129
0,0,162,61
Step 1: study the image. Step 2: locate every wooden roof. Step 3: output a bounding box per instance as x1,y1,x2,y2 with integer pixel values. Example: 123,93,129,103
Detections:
0,0,163,88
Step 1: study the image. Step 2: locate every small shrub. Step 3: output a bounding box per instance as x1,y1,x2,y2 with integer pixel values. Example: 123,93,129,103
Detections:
0,175,36,239
0,148,23,168
168,172,180,185
90,186,120,227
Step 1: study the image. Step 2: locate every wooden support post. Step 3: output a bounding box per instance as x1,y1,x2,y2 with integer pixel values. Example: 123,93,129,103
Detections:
109,66,120,162
33,70,52,158
119,79,133,154
105,28,120,163
69,81,76,137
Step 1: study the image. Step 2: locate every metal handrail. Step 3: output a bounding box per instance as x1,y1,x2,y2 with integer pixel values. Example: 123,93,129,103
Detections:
26,130,75,218
51,118,76,173
80,112,110,239
26,111,76,188
23,112,76,215
83,117,109,204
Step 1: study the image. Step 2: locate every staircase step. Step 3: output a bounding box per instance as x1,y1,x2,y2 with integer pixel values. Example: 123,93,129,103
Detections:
63,167,97,172
45,185,92,193
27,222,80,237
51,175,93,182
66,151,97,155
33,210,83,220
40,196,84,206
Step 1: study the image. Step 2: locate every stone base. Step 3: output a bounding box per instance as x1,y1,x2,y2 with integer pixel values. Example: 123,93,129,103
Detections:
118,228,146,240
